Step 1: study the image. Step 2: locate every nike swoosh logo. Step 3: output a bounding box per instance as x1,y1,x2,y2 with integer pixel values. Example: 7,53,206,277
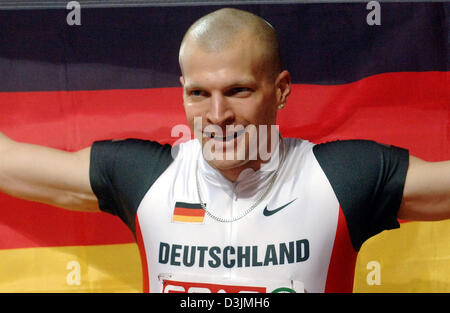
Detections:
263,198,297,216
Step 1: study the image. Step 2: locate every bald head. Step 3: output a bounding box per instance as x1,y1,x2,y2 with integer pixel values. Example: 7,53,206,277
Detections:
179,8,281,79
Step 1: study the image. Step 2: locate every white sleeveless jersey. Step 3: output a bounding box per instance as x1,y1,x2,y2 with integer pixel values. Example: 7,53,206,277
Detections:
90,137,409,293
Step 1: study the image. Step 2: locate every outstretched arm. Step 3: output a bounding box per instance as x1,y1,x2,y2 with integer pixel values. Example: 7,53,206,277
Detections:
398,156,450,221
0,131,99,212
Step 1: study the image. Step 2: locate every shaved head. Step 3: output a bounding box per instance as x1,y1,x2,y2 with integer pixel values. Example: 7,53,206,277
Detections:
179,8,281,79
179,8,292,181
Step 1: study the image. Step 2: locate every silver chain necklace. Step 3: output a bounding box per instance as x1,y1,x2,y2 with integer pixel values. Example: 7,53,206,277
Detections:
195,139,286,223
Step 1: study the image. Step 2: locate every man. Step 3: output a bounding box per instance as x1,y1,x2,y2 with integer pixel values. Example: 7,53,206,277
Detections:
0,8,449,293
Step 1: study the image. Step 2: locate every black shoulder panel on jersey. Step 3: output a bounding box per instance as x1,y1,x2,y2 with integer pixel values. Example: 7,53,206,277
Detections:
90,139,173,236
313,140,409,251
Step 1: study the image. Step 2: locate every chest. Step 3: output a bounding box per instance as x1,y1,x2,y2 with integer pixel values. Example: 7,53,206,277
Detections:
136,154,342,292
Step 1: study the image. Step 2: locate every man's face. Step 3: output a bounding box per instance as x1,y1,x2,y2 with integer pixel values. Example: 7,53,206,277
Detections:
180,37,290,176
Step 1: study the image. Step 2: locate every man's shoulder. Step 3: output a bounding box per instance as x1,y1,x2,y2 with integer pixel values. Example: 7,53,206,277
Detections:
311,139,408,163
284,137,315,149
90,137,177,176
283,137,316,159
171,138,201,160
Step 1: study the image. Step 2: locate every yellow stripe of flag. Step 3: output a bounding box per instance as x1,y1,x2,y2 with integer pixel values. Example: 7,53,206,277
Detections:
354,219,450,292
0,243,142,292
172,215,204,223
0,221,449,292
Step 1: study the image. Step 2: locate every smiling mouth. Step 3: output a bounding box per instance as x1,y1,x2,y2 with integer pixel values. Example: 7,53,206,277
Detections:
203,128,245,142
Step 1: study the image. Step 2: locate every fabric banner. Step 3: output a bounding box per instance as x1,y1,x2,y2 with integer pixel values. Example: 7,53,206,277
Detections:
0,2,448,292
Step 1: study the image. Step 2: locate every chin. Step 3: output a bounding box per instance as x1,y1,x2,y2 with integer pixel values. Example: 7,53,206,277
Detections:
206,157,251,171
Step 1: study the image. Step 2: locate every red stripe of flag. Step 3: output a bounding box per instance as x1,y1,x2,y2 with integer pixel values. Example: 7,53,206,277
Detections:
173,207,205,217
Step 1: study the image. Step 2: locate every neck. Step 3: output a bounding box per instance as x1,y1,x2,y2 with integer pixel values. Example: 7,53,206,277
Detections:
215,137,283,182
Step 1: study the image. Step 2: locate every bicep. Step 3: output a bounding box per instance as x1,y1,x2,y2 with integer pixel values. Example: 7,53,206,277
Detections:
398,156,450,221
0,141,99,212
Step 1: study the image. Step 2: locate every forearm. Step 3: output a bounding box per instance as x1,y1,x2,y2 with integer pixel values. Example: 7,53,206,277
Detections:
0,131,99,212
0,133,64,202
0,131,15,191
0,131,13,152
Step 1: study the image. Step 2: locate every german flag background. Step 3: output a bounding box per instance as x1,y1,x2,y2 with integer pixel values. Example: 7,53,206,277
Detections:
0,1,448,292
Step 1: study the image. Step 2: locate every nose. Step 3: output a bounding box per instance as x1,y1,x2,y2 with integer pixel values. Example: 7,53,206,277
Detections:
206,92,235,126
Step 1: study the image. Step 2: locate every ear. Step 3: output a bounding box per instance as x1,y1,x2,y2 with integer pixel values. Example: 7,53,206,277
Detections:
180,76,187,102
275,70,291,109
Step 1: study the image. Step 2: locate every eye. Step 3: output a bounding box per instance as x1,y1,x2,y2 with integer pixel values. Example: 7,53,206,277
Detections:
234,87,251,93
188,90,207,98
227,87,253,97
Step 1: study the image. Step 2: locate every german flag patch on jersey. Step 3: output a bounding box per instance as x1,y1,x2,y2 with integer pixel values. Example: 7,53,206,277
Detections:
172,202,205,224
